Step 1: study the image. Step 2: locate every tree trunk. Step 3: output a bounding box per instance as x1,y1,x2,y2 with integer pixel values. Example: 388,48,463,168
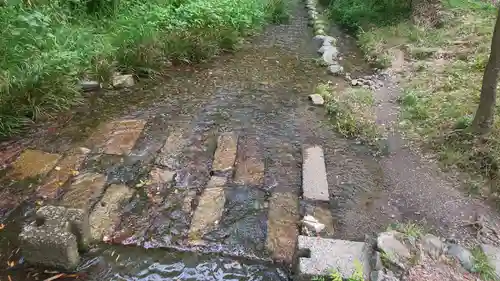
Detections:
472,9,500,135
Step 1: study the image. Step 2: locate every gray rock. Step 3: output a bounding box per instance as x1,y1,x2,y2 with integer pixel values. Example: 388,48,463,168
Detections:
19,205,90,270
313,35,326,42
328,64,344,75
480,244,500,278
370,270,399,281
371,251,384,271
308,94,324,105
302,146,329,201
323,36,336,45
422,234,444,259
445,243,474,272
80,80,101,92
377,231,411,268
351,79,359,86
321,47,339,66
112,73,135,88
298,236,370,280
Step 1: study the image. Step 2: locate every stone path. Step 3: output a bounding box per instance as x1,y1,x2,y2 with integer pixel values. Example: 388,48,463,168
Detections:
2,116,338,269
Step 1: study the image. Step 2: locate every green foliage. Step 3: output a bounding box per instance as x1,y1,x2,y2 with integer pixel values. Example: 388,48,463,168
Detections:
312,260,365,281
327,0,411,31
0,0,284,137
266,0,290,24
323,86,380,145
471,247,499,281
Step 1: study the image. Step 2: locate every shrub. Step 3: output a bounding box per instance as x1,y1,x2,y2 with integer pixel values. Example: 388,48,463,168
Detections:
0,0,283,137
327,0,411,31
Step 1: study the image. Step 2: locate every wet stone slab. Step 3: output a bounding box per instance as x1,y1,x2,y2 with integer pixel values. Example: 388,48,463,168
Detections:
266,191,299,265
60,172,107,211
212,132,238,172
234,135,265,186
302,146,329,201
201,186,268,259
155,129,187,169
84,154,151,186
189,176,227,242
89,184,135,241
37,147,90,200
8,149,61,180
142,187,197,248
101,119,147,155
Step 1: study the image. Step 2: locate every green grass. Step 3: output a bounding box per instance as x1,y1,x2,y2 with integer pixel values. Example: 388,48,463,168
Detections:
326,0,411,32
0,0,286,137
312,260,364,281
356,0,500,197
319,83,380,145
471,246,499,281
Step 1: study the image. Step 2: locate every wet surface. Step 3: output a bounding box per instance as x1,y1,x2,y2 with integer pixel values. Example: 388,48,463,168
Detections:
0,0,386,279
1,0,493,280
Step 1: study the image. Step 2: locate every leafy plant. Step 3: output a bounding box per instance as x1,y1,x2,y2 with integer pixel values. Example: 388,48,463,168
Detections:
0,0,287,137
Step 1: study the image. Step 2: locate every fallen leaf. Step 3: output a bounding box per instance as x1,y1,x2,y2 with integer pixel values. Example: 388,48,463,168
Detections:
70,170,79,176
0,223,5,230
7,260,14,267
54,166,61,171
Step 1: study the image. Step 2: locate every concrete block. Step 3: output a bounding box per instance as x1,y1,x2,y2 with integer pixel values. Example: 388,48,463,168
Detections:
302,146,329,201
19,205,90,270
297,236,370,280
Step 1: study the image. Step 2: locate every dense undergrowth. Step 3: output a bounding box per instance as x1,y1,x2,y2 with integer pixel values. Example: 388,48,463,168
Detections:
328,0,500,198
0,0,289,137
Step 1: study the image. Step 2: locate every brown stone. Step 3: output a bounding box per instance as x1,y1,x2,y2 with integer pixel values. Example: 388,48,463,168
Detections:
84,122,115,149
37,147,90,199
155,130,186,168
188,176,227,240
102,120,146,155
9,149,61,180
234,137,264,185
212,133,238,172
60,173,107,211
266,192,299,264
89,184,135,241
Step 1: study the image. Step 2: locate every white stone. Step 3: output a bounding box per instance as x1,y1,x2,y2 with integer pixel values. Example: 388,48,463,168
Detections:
112,74,135,88
302,215,326,233
308,94,324,105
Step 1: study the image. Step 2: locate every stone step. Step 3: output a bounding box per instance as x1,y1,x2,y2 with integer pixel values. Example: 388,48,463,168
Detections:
59,172,107,211
302,146,330,201
297,236,370,281
89,184,135,241
101,119,147,155
266,191,299,265
37,147,90,200
234,135,265,186
188,176,227,243
212,132,238,173
8,149,61,180
154,127,188,169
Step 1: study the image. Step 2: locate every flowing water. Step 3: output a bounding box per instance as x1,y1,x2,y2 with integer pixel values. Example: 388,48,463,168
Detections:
0,0,396,280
